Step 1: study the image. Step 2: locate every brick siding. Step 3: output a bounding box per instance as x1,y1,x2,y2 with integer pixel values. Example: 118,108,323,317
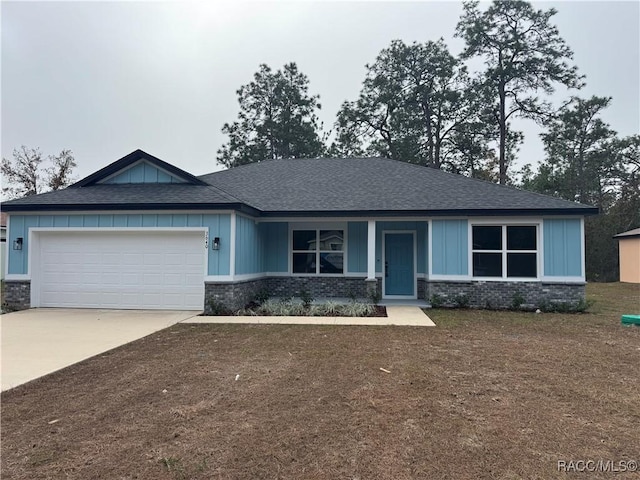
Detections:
427,280,586,310
3,281,31,311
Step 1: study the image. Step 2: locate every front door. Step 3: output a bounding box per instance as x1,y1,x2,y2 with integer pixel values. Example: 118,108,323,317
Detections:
384,233,414,297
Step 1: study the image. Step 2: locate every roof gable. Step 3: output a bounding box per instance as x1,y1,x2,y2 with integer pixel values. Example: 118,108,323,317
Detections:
100,160,189,185
72,149,207,187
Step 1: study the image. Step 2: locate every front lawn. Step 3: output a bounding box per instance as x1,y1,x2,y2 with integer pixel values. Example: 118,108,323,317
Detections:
1,283,639,479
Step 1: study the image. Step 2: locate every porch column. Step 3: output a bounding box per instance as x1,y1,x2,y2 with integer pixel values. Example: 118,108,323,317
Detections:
367,220,376,280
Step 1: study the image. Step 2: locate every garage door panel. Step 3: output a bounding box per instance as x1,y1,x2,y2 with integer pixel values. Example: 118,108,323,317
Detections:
163,273,183,285
142,273,162,285
164,253,184,265
103,253,122,265
36,231,205,310
122,253,143,265
185,253,203,265
81,272,101,284
121,272,142,285
185,273,204,286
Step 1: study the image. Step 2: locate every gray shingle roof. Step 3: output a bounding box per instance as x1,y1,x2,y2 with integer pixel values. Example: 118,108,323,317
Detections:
199,157,597,216
1,184,245,211
3,154,597,216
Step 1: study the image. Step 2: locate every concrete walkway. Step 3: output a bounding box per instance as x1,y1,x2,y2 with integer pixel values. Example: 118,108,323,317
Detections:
0,308,200,391
185,306,436,327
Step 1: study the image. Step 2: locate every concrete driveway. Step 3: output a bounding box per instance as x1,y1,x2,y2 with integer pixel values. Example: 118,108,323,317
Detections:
0,308,200,391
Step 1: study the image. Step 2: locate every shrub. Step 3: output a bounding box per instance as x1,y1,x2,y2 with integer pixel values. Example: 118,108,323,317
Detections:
538,298,593,313
308,305,325,316
323,301,341,315
368,287,382,306
342,302,374,317
430,294,444,308
259,299,282,316
511,291,525,310
454,294,470,309
299,288,314,309
206,299,230,315
254,288,271,304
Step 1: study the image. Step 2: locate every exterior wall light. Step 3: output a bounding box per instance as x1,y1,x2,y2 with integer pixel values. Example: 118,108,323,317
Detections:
13,237,23,250
212,237,220,250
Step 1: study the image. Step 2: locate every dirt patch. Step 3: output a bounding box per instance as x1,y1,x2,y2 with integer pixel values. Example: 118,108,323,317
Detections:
2,283,639,479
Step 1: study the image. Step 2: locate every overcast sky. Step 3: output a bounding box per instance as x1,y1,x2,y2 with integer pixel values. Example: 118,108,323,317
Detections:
2,0,639,181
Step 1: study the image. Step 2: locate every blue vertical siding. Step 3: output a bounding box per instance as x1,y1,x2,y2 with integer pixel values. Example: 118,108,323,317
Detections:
113,215,128,227
261,222,288,272
142,214,157,227
7,215,26,275
543,219,582,277
431,219,468,275
417,222,428,274
375,221,428,274
347,222,368,273
235,215,262,274
6,213,232,276
53,215,69,227
99,215,113,227
102,161,186,184
203,214,231,275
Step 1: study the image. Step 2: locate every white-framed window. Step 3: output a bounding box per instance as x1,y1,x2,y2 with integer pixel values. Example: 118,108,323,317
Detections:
472,225,538,278
292,229,344,275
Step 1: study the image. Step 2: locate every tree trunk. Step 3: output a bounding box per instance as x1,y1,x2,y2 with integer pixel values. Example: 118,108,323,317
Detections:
498,80,507,185
422,98,434,168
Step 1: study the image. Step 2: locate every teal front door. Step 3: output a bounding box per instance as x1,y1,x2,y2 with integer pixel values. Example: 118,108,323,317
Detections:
384,233,414,296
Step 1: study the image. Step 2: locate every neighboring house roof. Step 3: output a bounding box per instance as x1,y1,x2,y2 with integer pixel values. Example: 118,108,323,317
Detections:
614,228,640,239
2,150,598,217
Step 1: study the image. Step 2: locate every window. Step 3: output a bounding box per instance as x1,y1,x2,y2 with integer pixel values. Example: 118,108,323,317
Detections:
292,229,344,274
472,225,537,278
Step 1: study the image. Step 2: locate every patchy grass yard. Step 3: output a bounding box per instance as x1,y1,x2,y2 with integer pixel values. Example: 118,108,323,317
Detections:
2,283,639,479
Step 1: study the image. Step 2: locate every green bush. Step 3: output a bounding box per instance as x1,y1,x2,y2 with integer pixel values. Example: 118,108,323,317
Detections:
454,294,470,309
538,298,593,313
299,288,314,309
342,302,374,317
368,287,382,306
430,294,444,308
323,301,341,315
206,299,231,316
511,291,525,310
254,288,271,304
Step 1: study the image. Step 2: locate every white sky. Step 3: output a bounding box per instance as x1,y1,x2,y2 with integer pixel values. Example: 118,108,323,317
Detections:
2,0,639,180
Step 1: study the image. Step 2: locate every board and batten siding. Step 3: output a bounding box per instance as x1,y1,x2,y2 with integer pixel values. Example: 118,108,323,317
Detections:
543,218,582,277
431,219,468,276
235,215,263,275
7,214,231,276
101,161,187,184
347,222,368,273
260,222,288,273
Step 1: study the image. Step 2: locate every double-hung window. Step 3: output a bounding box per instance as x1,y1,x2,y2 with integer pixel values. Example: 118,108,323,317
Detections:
292,229,344,274
472,225,538,278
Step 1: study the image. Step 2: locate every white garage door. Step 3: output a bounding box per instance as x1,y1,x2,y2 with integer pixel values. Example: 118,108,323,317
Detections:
35,230,205,309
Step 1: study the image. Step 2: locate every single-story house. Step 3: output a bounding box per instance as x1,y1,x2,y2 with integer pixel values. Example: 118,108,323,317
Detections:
0,212,6,281
614,228,640,284
2,149,597,311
